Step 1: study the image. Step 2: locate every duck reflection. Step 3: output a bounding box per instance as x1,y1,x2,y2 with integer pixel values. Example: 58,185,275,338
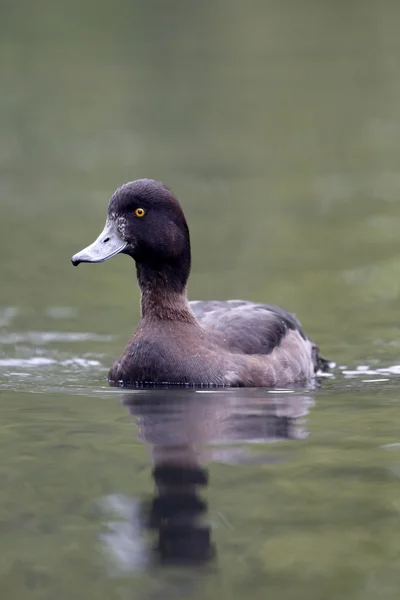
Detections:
120,388,314,567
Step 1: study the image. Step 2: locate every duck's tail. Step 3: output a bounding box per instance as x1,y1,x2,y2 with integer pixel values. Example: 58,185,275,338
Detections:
312,344,332,374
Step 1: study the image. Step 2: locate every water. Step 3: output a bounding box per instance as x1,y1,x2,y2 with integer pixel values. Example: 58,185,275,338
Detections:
2,0,400,597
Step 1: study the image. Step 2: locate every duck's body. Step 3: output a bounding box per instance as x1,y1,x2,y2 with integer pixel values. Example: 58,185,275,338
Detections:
72,179,329,387
109,300,326,387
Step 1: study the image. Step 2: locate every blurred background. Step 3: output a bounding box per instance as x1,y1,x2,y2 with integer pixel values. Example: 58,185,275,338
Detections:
2,1,400,599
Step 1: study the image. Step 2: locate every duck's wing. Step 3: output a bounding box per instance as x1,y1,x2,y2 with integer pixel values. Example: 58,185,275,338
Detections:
189,300,329,373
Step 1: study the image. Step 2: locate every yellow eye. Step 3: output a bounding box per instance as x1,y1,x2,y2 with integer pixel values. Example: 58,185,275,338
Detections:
135,208,145,217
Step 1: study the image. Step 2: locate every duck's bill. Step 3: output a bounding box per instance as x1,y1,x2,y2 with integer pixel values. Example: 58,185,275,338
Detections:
71,220,127,266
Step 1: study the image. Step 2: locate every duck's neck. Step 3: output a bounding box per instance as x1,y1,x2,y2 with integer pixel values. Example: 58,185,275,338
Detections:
136,260,197,323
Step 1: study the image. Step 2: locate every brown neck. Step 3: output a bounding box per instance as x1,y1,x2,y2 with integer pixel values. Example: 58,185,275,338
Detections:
136,263,196,322
140,286,196,322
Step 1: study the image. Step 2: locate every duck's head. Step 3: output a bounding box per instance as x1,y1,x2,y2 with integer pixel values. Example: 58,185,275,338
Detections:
72,179,191,290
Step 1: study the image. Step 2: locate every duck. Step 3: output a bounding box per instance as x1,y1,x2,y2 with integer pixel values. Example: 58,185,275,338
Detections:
71,179,330,387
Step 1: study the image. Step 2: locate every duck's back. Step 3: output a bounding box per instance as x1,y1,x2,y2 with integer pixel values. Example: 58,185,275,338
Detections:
190,300,328,373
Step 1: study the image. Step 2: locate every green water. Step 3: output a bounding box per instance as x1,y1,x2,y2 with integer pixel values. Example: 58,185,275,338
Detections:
2,0,400,597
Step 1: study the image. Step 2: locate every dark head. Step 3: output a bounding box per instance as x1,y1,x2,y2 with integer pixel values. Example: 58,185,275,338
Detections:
71,179,191,293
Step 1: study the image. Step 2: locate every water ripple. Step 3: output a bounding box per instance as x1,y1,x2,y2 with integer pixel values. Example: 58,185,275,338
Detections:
0,357,101,368
0,331,114,344
341,364,400,378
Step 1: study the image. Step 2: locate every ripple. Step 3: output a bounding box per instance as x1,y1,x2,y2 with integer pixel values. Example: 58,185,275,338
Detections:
0,356,101,368
0,331,114,344
0,352,110,395
341,364,400,378
377,365,400,375
0,307,19,327
43,307,78,320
